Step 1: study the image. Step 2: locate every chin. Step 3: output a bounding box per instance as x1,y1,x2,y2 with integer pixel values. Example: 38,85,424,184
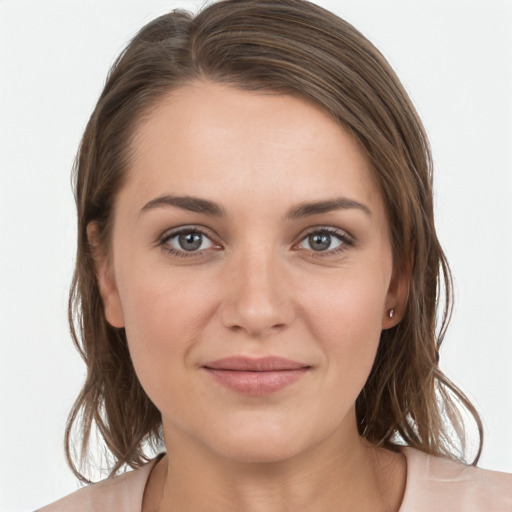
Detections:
203,414,317,464
216,436,304,465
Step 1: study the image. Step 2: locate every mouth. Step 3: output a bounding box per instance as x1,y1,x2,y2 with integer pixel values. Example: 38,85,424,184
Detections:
202,356,311,395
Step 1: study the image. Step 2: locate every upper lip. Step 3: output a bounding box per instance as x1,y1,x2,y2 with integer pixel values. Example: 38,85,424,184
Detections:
203,356,309,371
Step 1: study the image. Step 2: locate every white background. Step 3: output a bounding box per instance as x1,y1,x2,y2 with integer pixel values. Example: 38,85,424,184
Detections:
0,1,511,510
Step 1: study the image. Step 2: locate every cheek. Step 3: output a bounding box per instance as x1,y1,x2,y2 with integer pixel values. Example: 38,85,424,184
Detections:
116,265,217,394
300,268,388,390
304,265,387,335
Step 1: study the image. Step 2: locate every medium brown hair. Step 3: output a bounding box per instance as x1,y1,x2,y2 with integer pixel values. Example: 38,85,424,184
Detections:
65,0,483,482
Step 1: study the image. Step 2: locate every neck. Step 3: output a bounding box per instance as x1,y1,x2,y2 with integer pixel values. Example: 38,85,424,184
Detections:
143,423,406,512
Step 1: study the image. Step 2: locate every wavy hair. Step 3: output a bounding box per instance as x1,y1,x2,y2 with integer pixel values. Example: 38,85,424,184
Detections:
65,0,483,483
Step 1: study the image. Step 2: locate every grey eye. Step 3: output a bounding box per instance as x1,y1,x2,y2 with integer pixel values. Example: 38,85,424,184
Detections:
165,230,214,253
308,233,332,251
178,232,203,251
297,230,345,252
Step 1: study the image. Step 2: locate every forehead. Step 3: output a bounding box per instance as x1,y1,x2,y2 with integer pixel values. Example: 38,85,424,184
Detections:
123,81,384,218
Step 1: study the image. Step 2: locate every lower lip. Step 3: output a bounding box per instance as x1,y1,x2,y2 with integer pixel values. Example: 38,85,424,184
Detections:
203,368,309,395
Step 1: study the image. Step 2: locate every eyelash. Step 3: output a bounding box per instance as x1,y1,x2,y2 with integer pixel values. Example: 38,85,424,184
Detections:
158,226,354,259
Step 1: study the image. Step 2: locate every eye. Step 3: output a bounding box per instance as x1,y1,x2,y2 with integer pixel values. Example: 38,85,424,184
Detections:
296,228,352,254
160,227,218,257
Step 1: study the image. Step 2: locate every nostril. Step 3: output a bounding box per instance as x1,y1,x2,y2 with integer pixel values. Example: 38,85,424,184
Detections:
219,290,293,336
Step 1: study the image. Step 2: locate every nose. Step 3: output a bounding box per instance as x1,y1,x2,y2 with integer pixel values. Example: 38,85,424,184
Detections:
220,246,294,338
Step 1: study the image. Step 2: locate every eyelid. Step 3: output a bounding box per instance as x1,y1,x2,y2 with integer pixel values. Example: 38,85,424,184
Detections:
308,225,352,239
160,225,208,241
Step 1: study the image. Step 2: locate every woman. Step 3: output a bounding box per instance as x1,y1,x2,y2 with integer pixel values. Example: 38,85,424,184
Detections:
37,0,511,510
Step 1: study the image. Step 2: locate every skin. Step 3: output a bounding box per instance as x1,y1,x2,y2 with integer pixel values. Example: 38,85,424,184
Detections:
92,81,408,512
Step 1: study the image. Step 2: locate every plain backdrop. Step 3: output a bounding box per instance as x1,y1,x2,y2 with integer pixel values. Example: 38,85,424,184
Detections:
0,1,511,510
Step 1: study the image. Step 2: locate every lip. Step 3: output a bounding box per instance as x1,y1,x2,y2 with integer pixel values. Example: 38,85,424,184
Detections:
203,356,309,371
202,356,311,396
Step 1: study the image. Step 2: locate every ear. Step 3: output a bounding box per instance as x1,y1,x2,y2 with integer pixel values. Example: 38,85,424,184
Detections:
87,222,125,328
382,260,410,330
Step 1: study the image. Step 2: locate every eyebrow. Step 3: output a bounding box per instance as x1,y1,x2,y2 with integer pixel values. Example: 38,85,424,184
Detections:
139,195,372,219
285,197,372,219
140,195,226,217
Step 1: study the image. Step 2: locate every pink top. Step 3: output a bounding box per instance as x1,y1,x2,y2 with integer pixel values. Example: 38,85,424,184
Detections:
37,448,512,511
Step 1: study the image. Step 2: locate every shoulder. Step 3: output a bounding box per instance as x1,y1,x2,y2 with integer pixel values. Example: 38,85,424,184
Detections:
35,457,160,512
400,447,512,512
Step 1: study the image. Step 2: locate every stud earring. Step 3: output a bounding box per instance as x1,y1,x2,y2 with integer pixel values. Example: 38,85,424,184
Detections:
388,308,395,319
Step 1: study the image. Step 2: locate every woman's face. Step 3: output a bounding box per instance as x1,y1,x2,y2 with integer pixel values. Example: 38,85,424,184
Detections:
95,81,406,463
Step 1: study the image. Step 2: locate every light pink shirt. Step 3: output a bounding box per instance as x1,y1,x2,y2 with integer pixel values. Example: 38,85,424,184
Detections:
37,448,512,511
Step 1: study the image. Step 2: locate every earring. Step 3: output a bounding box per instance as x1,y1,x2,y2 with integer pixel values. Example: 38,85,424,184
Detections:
388,308,395,319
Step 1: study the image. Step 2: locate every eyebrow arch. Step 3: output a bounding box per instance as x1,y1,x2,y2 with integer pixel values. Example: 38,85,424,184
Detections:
140,195,226,217
286,197,372,219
